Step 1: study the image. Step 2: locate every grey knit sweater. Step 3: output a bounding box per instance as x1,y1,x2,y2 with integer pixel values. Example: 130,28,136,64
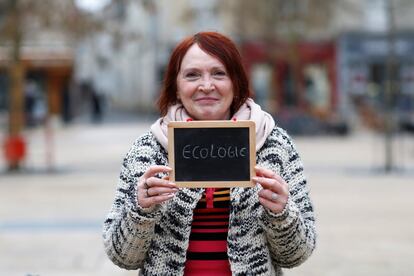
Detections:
103,126,316,275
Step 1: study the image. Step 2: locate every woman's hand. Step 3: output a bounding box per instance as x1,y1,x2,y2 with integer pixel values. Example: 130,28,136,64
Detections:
253,166,289,214
137,165,178,208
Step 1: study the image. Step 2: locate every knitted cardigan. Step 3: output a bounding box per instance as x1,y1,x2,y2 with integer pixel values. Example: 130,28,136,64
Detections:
103,126,316,275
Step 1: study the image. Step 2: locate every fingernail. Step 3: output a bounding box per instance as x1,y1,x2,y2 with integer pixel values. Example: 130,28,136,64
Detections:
252,177,258,181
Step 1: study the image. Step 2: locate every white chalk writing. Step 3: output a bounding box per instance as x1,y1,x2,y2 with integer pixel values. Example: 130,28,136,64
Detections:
182,144,247,160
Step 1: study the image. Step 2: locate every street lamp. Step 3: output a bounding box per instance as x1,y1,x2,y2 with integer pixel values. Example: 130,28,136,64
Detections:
384,0,396,172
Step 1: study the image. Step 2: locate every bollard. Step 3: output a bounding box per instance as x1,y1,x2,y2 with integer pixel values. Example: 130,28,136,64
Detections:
3,135,26,171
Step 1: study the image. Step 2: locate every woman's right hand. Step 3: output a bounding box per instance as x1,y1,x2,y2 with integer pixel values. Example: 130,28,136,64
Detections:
137,165,179,208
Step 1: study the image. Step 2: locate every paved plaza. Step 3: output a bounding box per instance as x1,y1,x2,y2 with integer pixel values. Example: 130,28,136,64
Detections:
1,116,414,276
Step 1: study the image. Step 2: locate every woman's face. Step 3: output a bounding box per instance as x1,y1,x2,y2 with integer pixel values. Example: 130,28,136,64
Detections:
176,44,234,120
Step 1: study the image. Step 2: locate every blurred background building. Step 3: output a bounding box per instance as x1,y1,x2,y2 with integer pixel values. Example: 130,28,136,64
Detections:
0,0,76,125
1,0,414,169
73,0,414,134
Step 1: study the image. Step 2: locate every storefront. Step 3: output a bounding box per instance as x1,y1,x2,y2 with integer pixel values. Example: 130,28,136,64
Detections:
241,40,343,134
0,49,73,127
338,31,414,131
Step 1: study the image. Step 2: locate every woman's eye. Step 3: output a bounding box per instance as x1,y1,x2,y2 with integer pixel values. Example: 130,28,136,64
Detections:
185,72,199,79
213,71,226,77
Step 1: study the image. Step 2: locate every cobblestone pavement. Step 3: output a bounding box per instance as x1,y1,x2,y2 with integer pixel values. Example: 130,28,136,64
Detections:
1,118,414,276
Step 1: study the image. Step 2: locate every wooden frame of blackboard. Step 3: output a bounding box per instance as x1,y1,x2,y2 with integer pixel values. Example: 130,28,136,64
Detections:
168,120,256,188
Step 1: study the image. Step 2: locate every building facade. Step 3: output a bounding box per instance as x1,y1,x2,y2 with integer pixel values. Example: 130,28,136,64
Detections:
74,0,224,113
0,2,76,126
74,0,414,131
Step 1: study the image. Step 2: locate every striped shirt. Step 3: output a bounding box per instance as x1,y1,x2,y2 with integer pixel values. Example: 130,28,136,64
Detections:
184,188,231,275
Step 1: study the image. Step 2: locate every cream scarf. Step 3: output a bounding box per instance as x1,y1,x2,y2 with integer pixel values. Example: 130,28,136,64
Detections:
150,98,275,152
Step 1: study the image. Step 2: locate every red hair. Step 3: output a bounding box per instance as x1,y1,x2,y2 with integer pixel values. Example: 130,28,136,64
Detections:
157,32,251,116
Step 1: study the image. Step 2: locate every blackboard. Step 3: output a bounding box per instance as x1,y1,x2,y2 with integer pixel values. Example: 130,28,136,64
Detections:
168,120,256,188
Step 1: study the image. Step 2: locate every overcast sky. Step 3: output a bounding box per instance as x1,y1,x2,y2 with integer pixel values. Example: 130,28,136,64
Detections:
75,0,111,12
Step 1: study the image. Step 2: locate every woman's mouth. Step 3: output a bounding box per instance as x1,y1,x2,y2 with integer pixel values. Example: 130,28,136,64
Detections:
195,97,219,104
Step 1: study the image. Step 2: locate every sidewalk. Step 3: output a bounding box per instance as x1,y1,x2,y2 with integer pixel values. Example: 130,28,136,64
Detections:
291,132,414,276
1,116,414,275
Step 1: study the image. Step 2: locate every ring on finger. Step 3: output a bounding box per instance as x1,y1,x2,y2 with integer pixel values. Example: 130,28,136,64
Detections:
144,179,149,189
271,192,278,201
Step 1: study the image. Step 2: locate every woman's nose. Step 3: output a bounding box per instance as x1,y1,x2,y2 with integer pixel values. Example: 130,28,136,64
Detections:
199,77,214,92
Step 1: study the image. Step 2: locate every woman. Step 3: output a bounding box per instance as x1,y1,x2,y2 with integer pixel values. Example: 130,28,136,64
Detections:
103,32,316,275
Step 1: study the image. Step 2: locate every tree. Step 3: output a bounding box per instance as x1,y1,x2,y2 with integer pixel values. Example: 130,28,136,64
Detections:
0,0,100,170
221,0,335,42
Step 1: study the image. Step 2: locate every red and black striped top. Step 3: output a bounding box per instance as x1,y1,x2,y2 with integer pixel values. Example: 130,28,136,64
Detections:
184,188,231,275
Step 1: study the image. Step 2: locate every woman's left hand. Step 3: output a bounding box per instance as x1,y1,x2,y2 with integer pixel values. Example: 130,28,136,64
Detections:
253,166,289,214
